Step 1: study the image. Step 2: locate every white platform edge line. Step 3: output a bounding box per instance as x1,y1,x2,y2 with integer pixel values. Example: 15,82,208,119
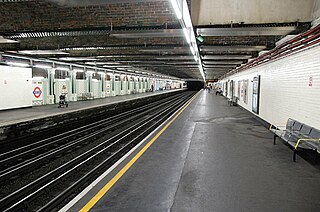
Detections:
59,91,196,212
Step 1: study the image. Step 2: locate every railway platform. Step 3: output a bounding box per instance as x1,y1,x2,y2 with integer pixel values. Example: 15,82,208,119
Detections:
64,90,320,212
0,89,183,143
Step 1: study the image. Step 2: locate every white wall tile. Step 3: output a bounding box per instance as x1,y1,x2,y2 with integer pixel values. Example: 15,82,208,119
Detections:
221,45,320,129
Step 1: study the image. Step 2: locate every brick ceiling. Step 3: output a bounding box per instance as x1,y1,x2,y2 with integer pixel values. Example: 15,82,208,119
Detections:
0,0,311,80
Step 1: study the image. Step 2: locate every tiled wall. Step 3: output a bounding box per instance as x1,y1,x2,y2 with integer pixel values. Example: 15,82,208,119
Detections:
220,45,320,129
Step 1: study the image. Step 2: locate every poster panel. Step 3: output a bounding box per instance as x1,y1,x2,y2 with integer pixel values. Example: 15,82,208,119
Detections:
252,76,261,114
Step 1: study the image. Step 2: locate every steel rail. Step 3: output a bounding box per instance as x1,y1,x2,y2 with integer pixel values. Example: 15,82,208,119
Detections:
39,92,195,211
0,92,193,211
0,93,186,181
0,93,180,160
0,93,180,168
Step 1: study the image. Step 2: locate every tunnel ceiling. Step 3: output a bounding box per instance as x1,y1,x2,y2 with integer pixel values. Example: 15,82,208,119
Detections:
0,0,313,80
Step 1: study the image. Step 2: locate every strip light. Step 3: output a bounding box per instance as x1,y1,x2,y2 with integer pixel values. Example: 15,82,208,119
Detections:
86,70,96,74
170,0,182,19
34,64,52,69
6,61,30,67
56,67,70,71
183,28,191,44
170,0,205,80
2,54,172,81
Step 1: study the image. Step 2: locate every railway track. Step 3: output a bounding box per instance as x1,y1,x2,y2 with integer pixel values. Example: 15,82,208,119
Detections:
0,92,185,179
0,91,196,211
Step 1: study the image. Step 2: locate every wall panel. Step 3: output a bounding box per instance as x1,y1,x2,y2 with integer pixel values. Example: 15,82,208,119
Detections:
0,66,32,110
221,45,320,129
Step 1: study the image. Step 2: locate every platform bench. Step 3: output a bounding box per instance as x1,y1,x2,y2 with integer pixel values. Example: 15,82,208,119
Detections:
78,93,94,101
270,118,320,162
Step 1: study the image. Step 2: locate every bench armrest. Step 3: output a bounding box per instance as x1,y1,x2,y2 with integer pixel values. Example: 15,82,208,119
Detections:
294,138,320,150
269,124,287,130
269,124,288,134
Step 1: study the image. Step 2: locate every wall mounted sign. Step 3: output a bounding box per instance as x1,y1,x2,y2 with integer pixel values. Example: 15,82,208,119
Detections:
309,76,313,87
252,76,261,114
33,87,42,98
32,79,44,105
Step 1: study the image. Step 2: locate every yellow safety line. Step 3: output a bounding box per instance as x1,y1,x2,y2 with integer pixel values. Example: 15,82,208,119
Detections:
80,92,200,212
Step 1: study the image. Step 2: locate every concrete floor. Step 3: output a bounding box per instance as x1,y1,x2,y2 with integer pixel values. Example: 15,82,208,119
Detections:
69,90,320,212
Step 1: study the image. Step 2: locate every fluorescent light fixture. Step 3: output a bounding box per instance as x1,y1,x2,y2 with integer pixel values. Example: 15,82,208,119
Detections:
103,65,132,68
58,57,97,61
170,0,182,19
190,45,195,56
86,70,96,74
183,28,191,44
0,36,19,44
34,64,52,69
73,68,84,73
56,67,70,71
60,47,109,51
18,50,69,55
32,77,44,80
98,71,106,75
176,0,204,80
85,62,120,65
6,61,30,67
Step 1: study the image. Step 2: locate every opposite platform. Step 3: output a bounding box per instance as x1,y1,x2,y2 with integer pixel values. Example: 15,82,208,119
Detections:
0,89,182,142
67,90,320,212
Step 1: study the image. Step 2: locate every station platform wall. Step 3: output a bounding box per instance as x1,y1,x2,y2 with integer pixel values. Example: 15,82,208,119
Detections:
0,67,183,110
219,45,320,129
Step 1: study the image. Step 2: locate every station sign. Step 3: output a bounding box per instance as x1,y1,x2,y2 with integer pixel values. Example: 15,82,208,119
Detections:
32,79,44,106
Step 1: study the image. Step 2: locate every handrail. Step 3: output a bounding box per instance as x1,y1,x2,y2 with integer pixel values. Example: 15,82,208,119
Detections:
294,138,320,150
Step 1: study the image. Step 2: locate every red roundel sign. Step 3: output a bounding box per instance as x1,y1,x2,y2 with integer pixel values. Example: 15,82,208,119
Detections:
33,87,42,98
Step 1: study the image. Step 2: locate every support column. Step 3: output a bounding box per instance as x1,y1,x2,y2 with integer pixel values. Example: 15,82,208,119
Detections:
126,75,129,95
69,70,77,101
111,72,115,96
120,75,123,95
101,73,106,98
47,68,55,104
86,71,93,94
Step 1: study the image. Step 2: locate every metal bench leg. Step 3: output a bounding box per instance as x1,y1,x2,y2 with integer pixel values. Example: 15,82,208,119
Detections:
273,134,277,145
293,149,297,162
314,150,318,164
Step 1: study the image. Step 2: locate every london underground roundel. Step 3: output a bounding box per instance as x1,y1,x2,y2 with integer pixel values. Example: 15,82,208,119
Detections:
33,87,42,98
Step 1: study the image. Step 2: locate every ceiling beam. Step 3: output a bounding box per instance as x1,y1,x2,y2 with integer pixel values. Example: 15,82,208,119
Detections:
196,26,299,36
203,65,238,68
110,29,183,38
200,45,266,52
202,55,252,60
203,60,244,65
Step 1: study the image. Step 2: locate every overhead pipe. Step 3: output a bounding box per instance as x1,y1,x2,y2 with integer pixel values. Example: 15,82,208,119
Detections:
224,24,320,78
